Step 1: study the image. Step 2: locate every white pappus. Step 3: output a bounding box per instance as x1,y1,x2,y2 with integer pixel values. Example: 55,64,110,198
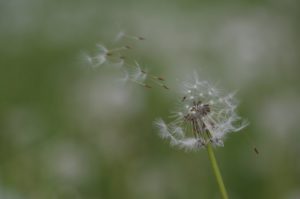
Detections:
154,74,249,151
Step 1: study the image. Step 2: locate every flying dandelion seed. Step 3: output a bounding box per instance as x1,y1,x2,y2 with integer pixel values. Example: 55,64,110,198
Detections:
81,32,169,90
155,73,248,151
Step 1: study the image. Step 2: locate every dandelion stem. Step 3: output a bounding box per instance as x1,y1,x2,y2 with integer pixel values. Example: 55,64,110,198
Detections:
207,143,229,199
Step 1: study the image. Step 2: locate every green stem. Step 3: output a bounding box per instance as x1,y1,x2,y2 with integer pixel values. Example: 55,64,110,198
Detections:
207,143,229,199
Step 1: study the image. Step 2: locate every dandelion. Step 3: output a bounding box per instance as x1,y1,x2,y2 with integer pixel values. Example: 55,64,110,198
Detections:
81,32,249,199
155,74,248,151
154,73,248,199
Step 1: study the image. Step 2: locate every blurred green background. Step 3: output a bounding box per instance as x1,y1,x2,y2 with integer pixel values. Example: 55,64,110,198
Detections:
1,0,300,198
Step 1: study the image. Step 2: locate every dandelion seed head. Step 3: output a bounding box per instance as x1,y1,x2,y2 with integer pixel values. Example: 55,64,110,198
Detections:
154,74,248,151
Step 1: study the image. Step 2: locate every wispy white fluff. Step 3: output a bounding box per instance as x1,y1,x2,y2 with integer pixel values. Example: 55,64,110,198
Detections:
154,119,206,151
154,73,248,151
131,63,147,83
81,43,127,69
154,118,171,139
114,31,126,42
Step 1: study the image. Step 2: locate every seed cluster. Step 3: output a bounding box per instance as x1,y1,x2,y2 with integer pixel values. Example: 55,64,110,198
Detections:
184,101,211,138
155,75,248,151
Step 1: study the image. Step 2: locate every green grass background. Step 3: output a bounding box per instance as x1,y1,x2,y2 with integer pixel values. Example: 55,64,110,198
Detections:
1,0,300,198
